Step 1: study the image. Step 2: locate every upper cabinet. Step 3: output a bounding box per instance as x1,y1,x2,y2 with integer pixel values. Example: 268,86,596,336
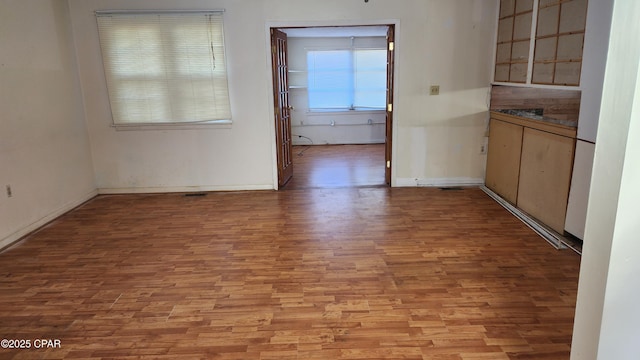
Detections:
495,0,534,83
494,0,588,86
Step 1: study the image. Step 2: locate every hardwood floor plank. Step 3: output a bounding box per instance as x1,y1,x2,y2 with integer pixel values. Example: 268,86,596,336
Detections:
283,144,385,189
0,188,580,359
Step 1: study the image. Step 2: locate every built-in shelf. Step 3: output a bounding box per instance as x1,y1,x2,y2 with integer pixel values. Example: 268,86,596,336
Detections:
288,70,306,89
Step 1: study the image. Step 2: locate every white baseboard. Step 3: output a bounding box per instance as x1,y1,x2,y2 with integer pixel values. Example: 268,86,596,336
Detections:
0,189,98,251
480,186,569,250
97,184,274,194
395,177,484,188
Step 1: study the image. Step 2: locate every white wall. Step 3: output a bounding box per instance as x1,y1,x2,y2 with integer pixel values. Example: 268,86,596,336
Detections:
291,110,386,145
571,0,640,358
0,0,96,249
577,0,614,142
563,0,613,238
68,0,497,191
287,36,386,145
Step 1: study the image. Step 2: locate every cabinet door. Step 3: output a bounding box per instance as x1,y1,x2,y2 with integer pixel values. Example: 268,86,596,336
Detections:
485,119,523,204
517,128,575,233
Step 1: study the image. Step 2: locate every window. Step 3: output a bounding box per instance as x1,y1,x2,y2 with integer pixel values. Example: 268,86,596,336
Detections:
307,48,386,111
96,11,231,125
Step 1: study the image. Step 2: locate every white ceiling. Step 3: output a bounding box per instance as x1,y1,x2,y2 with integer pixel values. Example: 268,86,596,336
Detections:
281,26,388,38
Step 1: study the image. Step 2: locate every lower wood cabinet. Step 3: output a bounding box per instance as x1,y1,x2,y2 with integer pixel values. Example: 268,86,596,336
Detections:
485,112,577,234
485,119,523,204
517,128,575,233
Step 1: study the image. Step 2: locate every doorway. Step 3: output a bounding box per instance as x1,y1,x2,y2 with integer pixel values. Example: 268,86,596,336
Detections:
270,24,395,189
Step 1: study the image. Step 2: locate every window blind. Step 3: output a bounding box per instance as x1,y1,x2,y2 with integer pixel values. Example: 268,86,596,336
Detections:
307,48,386,111
353,49,387,110
307,50,354,110
96,11,231,125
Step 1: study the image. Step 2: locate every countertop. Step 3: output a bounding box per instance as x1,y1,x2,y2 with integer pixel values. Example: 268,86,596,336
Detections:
492,109,577,128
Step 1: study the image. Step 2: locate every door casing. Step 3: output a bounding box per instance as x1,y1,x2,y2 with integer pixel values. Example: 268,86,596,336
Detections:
267,22,398,189
271,28,294,187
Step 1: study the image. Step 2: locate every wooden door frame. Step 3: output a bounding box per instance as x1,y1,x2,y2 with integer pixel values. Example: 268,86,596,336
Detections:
266,22,398,189
385,24,395,186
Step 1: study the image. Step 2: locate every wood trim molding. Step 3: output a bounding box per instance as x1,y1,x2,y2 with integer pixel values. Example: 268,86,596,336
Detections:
491,112,577,138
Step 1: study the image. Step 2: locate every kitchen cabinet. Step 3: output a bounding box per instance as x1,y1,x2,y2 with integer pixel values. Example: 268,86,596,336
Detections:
517,127,576,233
494,0,534,83
485,111,577,234
485,119,523,204
494,0,588,86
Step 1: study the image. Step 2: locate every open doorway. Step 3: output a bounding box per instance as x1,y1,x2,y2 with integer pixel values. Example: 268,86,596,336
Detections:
270,25,395,189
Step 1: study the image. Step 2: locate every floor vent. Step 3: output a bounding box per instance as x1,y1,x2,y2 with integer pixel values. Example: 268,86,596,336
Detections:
184,193,207,197
439,187,463,191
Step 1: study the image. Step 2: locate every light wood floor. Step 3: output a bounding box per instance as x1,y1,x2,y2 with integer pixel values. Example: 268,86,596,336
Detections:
0,187,581,359
283,144,386,189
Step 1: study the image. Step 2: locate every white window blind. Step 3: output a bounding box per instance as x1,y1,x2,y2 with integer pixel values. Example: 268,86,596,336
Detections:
96,11,231,125
353,50,387,109
307,48,386,111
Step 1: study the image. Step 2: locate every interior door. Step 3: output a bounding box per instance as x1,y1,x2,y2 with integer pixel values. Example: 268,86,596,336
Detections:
271,28,294,187
385,25,395,186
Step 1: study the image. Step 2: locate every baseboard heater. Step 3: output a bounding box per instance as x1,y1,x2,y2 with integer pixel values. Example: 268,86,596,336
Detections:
480,185,573,251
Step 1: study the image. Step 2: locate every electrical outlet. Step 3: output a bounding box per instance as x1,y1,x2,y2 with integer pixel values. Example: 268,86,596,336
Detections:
480,144,487,154
430,85,440,95
6,185,12,198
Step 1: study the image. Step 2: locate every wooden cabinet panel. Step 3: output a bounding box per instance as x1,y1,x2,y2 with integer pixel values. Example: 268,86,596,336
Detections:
486,119,524,204
517,128,575,233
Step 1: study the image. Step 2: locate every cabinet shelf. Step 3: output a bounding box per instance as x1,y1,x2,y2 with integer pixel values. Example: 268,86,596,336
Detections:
288,70,306,89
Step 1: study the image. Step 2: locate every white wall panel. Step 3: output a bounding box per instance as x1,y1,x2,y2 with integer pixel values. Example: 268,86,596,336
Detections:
0,0,96,248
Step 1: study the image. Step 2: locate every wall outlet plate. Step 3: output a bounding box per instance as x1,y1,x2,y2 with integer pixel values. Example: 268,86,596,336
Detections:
430,85,440,95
